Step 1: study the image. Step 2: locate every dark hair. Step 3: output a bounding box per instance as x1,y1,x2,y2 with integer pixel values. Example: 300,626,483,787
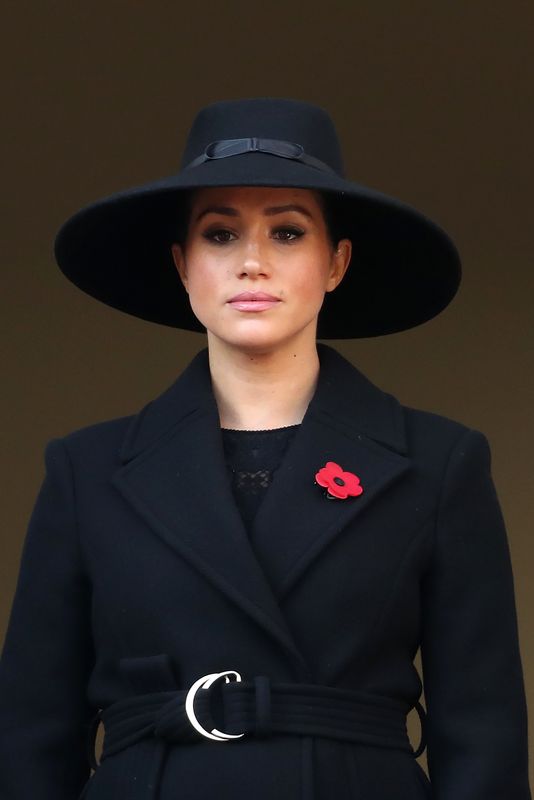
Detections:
317,192,349,249
173,193,192,246
172,189,349,250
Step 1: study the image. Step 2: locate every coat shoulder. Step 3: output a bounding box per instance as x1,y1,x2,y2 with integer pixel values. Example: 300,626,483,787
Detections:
401,401,472,437
51,413,136,464
318,344,486,456
398,398,488,455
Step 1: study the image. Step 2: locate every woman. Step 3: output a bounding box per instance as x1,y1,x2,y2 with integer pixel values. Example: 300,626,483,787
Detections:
0,98,530,799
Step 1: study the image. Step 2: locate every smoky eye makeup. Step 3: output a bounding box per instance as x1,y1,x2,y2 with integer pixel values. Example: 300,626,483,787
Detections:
199,222,307,245
201,227,237,244
271,225,305,241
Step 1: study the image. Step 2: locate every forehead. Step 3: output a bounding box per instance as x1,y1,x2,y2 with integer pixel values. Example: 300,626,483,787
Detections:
188,185,323,213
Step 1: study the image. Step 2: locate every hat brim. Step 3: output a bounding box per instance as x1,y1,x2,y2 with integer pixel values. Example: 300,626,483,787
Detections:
54,152,461,338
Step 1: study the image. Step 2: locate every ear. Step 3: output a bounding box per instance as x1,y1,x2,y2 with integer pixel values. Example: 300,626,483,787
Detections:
325,238,352,292
171,243,188,292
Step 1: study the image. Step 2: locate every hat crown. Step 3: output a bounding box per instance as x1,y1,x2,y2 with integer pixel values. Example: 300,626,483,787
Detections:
180,97,345,177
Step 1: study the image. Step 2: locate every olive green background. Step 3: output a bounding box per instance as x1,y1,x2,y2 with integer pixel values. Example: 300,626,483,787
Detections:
2,0,532,778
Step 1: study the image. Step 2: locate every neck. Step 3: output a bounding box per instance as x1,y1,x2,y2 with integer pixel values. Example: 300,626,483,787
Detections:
207,335,320,430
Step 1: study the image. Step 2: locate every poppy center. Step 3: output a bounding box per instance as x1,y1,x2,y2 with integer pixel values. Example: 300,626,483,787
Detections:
333,477,345,486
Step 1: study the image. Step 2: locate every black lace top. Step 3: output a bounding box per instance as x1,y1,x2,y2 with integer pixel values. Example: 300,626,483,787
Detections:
220,424,301,530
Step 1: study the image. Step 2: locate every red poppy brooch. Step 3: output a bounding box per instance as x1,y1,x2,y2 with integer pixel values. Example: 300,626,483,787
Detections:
315,461,364,500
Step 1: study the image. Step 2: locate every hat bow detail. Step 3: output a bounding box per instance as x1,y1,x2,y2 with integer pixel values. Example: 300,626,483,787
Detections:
184,137,338,176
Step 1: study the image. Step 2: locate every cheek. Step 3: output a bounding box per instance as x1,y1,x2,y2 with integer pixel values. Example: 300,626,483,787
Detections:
288,255,331,300
185,256,224,298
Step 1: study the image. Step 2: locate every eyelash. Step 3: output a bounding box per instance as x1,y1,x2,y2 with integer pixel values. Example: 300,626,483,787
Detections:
202,226,305,245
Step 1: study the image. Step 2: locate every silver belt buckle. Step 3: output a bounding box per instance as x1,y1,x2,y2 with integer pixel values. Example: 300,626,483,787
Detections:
184,670,245,741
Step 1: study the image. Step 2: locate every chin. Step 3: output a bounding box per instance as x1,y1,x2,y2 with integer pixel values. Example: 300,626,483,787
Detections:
207,324,317,354
215,335,284,353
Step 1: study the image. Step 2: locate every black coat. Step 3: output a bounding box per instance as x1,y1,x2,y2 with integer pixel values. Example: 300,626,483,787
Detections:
0,343,530,800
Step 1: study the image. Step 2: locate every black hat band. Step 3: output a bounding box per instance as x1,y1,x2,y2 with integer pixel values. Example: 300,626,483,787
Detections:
183,137,338,176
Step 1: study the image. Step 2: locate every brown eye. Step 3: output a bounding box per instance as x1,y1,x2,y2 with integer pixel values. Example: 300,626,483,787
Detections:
272,226,304,242
203,228,236,244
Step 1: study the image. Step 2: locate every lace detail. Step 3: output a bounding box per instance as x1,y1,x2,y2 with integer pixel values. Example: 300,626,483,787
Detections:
234,468,271,492
220,424,301,529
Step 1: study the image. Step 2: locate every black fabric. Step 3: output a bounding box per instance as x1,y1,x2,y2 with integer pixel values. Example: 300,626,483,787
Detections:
98,678,415,756
221,424,300,530
0,343,530,800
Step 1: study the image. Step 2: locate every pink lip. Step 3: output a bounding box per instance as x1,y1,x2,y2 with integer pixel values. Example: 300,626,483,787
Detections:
228,292,280,302
227,291,281,312
229,300,280,312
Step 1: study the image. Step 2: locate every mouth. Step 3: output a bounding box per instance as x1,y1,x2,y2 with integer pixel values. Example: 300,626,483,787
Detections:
227,291,281,312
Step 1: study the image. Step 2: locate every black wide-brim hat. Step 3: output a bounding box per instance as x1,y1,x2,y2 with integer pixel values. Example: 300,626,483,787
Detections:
54,97,461,339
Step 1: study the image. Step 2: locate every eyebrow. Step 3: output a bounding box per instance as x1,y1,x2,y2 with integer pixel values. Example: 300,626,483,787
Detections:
193,203,314,223
264,204,313,219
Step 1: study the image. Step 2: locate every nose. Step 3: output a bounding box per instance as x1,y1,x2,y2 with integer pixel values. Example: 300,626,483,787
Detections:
238,233,270,278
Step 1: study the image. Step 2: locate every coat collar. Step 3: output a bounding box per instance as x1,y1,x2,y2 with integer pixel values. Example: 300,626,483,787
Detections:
118,343,408,462
113,343,410,675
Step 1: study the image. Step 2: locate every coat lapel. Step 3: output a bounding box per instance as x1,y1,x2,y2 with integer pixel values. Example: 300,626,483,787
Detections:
248,346,411,598
113,347,310,670
112,343,411,669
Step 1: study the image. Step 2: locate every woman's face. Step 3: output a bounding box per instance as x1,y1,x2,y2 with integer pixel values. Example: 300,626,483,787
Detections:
171,186,351,354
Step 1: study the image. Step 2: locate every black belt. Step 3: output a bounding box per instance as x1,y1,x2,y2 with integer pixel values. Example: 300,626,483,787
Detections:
86,671,426,799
